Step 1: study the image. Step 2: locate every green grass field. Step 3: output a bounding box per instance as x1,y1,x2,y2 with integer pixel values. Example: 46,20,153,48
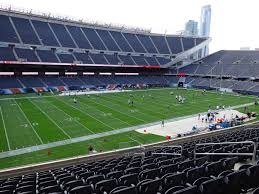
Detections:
0,88,255,169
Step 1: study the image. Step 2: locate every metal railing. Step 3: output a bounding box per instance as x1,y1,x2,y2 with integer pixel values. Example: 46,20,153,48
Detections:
152,145,183,156
194,141,257,162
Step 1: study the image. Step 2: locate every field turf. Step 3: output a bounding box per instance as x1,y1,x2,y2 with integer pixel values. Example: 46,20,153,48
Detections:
0,88,254,169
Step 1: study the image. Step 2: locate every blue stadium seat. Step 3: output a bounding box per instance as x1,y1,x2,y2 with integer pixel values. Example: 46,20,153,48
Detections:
50,23,76,48
73,52,93,64
89,53,108,64
31,20,59,47
110,31,133,52
82,28,107,50
95,29,120,51
57,53,75,63
0,77,23,89
0,15,19,43
166,36,183,54
196,38,207,45
60,76,84,86
18,76,45,87
0,47,16,61
123,33,146,53
182,37,195,50
40,76,64,87
11,17,40,45
136,34,158,53
15,48,39,62
131,55,148,65
118,55,136,65
150,36,170,54
66,26,92,49
104,54,121,64
36,50,59,63
144,56,159,66
156,56,171,65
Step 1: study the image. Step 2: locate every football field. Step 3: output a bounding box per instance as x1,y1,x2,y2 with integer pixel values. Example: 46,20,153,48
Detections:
0,88,255,169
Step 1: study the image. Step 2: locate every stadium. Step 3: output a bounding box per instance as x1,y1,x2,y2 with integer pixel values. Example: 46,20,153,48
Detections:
0,1,259,194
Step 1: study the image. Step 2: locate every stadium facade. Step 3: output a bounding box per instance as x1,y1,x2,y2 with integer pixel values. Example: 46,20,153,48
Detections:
0,6,210,94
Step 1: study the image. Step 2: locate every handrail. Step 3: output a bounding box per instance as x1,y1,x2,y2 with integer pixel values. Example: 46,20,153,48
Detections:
152,145,183,156
194,141,257,162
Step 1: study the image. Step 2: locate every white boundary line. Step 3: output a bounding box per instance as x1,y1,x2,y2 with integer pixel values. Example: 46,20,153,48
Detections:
0,106,11,150
28,99,71,139
14,100,44,144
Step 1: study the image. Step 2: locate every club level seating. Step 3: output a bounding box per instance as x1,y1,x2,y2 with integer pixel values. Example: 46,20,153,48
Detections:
0,75,176,89
0,45,172,66
57,53,75,63
0,47,16,61
15,48,39,62
1,124,259,194
90,53,108,64
36,49,59,63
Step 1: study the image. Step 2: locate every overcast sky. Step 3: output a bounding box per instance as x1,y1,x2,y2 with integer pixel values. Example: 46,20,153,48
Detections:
0,0,258,53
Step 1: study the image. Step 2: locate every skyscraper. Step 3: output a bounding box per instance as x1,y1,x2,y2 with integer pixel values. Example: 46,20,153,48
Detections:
185,20,198,36
200,5,211,55
200,5,211,36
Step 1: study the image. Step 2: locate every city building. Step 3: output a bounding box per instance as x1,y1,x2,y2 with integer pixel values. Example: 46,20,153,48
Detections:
185,20,198,36
200,5,211,56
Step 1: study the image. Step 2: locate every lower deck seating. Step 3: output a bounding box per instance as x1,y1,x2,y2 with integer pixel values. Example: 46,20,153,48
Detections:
1,126,259,194
1,75,259,95
0,77,23,89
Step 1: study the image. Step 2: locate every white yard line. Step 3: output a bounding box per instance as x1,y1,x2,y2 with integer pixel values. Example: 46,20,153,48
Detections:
98,96,155,123
77,96,143,125
0,106,11,150
42,99,95,134
111,93,183,115
0,102,254,159
55,97,115,131
110,95,166,118
28,99,71,139
14,100,44,144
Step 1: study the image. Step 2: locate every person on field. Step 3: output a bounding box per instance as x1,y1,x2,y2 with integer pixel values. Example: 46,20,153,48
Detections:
128,99,131,106
88,145,97,154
